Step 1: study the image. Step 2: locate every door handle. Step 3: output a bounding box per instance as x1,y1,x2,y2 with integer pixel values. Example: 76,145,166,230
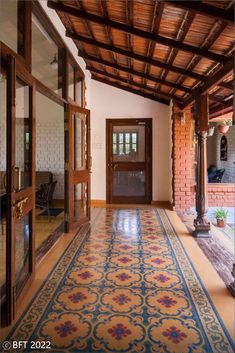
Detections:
13,197,28,220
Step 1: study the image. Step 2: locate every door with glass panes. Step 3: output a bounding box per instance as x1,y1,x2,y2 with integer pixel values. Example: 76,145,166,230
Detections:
65,104,91,232
106,119,152,204
1,55,35,326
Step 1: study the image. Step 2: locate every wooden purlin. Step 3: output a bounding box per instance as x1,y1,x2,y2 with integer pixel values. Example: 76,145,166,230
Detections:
165,1,234,24
48,1,229,63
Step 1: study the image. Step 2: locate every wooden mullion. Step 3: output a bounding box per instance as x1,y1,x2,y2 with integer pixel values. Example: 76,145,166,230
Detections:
23,1,32,71
5,55,16,326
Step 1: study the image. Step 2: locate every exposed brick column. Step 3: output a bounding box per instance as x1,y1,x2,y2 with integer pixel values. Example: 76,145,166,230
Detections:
172,105,193,212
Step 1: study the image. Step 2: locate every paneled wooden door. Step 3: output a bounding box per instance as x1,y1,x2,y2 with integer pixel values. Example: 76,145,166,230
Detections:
106,119,152,204
4,55,36,325
65,104,91,232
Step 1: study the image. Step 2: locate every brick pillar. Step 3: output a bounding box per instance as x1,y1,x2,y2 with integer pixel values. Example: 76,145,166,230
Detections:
172,105,193,212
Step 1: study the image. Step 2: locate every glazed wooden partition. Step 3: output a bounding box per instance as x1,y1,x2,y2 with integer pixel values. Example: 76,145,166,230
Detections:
3,55,36,326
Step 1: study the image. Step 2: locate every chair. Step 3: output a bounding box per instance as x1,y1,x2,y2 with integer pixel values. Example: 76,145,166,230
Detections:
208,168,225,183
36,181,57,220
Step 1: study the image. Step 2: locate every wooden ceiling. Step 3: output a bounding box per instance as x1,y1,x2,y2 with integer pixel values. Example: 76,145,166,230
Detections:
48,0,234,113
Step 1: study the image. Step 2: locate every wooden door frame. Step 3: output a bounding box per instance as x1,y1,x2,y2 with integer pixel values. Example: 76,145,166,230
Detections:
65,104,91,233
106,118,152,204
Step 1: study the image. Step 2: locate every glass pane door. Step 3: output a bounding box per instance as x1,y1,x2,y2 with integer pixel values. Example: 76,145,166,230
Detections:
13,76,34,297
65,105,90,232
2,56,35,326
107,120,152,204
0,70,7,312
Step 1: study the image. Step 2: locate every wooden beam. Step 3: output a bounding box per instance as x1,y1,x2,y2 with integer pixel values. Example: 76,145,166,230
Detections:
182,58,234,108
210,97,234,115
91,75,170,105
219,81,234,90
166,1,234,24
48,1,228,63
88,66,182,103
68,31,205,81
169,19,230,97
82,53,192,93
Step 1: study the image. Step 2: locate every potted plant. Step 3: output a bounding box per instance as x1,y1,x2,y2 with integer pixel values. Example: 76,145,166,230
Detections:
217,120,232,134
214,208,228,228
207,122,215,136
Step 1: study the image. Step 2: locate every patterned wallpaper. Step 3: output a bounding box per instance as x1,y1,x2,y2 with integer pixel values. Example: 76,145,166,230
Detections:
36,92,64,199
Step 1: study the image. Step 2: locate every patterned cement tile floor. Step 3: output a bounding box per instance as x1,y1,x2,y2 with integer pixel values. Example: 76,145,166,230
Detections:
1,208,235,353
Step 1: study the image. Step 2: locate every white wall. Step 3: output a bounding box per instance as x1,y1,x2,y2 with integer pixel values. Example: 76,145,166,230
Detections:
90,80,171,202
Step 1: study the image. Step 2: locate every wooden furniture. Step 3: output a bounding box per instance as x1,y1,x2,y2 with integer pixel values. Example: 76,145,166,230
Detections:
36,181,57,220
36,171,53,190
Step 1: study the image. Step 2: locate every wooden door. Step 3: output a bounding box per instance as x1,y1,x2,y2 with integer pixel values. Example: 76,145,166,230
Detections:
65,104,91,232
106,119,152,204
4,55,35,325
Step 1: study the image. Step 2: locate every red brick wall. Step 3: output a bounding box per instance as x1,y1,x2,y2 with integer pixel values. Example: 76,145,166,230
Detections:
208,184,235,207
172,105,194,211
172,104,235,211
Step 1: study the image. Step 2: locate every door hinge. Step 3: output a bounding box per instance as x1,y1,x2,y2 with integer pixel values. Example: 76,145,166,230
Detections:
64,213,69,222
64,162,69,171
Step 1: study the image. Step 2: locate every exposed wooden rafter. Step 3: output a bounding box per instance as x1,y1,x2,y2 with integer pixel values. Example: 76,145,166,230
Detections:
169,1,234,97
88,66,182,103
219,81,234,91
157,10,195,91
82,53,192,93
182,58,234,108
48,0,229,63
92,74,170,105
143,1,164,87
165,1,234,24
100,0,119,76
67,30,206,81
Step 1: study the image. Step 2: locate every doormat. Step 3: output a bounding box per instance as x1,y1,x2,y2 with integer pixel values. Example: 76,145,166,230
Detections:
38,208,64,217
